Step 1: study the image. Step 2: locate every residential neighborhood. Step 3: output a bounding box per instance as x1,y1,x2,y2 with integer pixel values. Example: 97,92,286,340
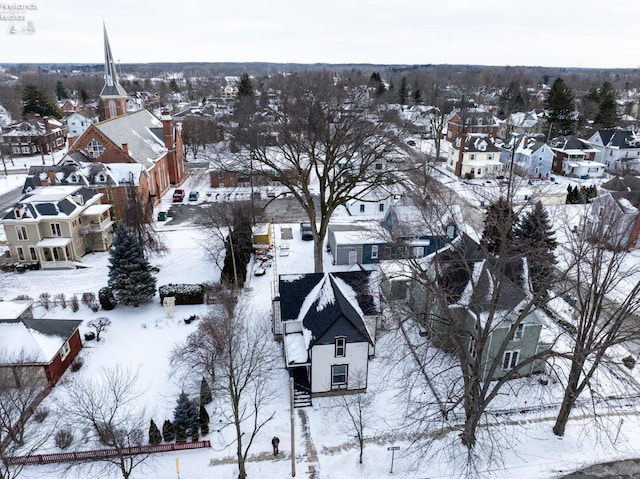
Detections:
1,13,640,479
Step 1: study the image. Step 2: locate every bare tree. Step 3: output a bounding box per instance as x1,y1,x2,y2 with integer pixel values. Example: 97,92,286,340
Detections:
87,317,111,342
0,351,51,479
552,204,640,436
63,366,151,479
328,371,372,464
211,289,277,479
233,71,402,273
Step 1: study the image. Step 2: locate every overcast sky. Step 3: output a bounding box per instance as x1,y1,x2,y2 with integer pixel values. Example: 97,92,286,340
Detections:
2,0,638,69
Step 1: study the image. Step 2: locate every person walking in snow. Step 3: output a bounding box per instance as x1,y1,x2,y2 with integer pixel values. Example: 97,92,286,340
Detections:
272,436,280,456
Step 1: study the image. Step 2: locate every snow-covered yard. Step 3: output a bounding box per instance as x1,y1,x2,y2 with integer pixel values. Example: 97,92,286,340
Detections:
3,155,640,478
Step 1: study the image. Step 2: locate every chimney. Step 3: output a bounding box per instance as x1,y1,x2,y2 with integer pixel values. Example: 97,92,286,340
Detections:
122,143,129,156
48,169,56,185
523,136,529,148
161,110,173,150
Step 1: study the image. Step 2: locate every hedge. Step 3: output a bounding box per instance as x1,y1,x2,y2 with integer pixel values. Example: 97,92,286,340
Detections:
158,284,205,305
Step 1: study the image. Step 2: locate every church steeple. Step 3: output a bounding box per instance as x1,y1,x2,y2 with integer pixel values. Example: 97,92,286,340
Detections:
100,23,128,120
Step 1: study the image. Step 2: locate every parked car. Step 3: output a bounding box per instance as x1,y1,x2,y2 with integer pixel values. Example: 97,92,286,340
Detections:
189,191,199,201
300,222,313,241
562,293,578,308
173,189,185,202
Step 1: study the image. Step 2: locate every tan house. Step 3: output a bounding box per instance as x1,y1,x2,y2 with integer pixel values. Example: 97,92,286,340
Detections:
447,135,503,179
0,185,113,269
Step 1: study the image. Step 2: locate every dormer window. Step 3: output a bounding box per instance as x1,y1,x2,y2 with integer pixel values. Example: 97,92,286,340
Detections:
97,173,106,183
69,174,77,183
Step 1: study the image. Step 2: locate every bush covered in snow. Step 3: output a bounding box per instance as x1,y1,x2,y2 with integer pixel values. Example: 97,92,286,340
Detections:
158,283,205,305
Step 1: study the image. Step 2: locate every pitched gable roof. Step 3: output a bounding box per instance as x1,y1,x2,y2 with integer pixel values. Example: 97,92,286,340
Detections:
0,318,81,364
279,271,377,348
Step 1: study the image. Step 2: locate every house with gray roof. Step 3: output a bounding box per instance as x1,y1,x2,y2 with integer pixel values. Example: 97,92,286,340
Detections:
0,185,112,268
500,134,554,179
447,134,503,179
274,271,378,403
410,234,551,381
589,129,640,174
0,300,83,385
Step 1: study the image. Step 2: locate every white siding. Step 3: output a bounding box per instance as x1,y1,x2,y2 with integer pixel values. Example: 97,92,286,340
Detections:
310,341,369,394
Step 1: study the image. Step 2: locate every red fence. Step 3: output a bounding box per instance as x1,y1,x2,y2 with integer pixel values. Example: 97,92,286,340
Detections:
6,440,211,466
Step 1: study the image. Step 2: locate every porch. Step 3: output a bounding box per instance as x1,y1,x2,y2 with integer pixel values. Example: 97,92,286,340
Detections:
35,237,77,269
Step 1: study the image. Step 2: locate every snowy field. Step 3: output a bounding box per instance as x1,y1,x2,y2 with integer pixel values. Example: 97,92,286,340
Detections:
3,154,640,478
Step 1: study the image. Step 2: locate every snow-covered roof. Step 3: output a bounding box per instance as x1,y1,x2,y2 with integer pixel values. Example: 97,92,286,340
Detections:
0,319,80,364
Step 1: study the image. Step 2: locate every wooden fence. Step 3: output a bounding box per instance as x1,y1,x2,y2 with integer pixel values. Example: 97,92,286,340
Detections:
6,440,211,466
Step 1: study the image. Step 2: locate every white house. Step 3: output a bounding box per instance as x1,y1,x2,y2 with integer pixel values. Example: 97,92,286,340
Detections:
66,109,99,144
447,134,503,179
589,129,640,174
275,271,378,403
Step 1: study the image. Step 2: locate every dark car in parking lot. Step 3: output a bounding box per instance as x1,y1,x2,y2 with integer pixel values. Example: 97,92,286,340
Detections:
188,191,199,201
300,222,313,240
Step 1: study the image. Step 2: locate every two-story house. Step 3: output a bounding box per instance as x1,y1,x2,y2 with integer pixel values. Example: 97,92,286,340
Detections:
588,129,640,174
447,135,503,179
66,108,99,146
1,116,67,158
549,135,604,178
411,234,551,381
446,108,500,142
500,134,554,179
0,185,113,269
273,271,378,403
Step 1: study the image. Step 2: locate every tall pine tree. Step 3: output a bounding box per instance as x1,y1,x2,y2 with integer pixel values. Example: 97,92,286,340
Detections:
594,81,618,129
513,201,558,303
481,197,518,255
236,73,254,98
148,419,162,445
200,377,213,405
199,403,210,435
544,77,575,138
108,224,157,306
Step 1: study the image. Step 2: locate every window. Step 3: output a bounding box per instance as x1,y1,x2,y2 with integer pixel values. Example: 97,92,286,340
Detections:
12,147,20,154
87,140,104,158
502,350,519,370
109,101,117,119
477,169,482,175
335,337,346,357
16,246,25,261
514,323,525,340
359,204,365,213
29,247,37,261
413,246,424,258
371,244,379,259
331,365,347,386
379,204,384,212
50,223,62,237
59,341,71,361
21,146,30,154
470,154,475,160
15,226,28,241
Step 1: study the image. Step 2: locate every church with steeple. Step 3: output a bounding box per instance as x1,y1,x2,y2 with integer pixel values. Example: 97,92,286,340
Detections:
58,23,187,221
100,23,129,120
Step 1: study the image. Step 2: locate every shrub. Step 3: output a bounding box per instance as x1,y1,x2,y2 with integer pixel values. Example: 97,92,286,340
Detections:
158,284,205,306
55,293,67,309
12,294,33,301
33,407,49,423
99,287,117,311
70,295,80,312
39,292,52,310
55,428,74,450
149,419,162,445
81,292,96,308
623,355,636,370
162,419,175,442
71,357,84,372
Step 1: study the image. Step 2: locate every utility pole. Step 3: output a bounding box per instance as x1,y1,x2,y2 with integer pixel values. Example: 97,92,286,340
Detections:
290,377,296,477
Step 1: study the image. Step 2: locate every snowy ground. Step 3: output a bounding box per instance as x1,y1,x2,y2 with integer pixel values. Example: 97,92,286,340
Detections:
3,153,640,478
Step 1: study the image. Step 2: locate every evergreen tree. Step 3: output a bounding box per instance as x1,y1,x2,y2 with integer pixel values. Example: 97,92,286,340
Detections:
107,224,157,306
148,419,162,445
513,201,558,303
200,377,212,405
236,73,254,97
398,76,408,105
174,422,187,443
481,197,518,255
412,80,422,104
544,77,575,138
173,391,199,442
162,419,175,442
21,84,63,119
221,213,253,288
199,403,210,436
594,81,618,129
55,80,68,100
